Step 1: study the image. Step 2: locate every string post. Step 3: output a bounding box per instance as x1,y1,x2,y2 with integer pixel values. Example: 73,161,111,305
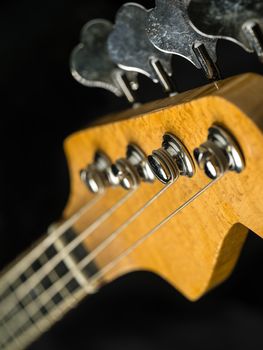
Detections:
110,144,155,190
192,42,221,81
148,133,195,184
242,20,263,63
80,151,113,193
194,125,245,179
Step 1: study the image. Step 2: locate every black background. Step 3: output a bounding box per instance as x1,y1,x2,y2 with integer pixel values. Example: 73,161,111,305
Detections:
1,1,263,349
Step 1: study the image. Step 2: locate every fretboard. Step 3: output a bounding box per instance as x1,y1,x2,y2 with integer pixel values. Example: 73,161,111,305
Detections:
0,229,98,350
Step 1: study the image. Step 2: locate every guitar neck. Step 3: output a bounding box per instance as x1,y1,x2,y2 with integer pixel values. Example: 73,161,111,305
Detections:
0,228,97,350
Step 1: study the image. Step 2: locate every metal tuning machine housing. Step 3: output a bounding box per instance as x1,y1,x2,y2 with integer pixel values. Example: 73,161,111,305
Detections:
70,19,138,104
110,144,155,191
80,151,113,194
194,125,245,180
148,133,195,185
188,0,263,64
146,0,220,81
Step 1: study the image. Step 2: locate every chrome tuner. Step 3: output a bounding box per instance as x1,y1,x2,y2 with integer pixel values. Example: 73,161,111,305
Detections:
80,151,112,194
148,133,195,184
110,144,155,191
194,125,245,180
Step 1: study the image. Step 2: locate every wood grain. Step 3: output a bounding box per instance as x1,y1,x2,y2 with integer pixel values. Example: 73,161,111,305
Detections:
63,73,263,300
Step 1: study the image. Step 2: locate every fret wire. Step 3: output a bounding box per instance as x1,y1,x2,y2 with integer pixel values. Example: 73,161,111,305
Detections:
38,252,74,311
0,320,21,350
1,181,176,341
0,266,46,339
0,251,74,345
0,190,134,321
0,182,172,334
0,252,83,348
9,285,87,350
52,234,90,294
0,290,27,329
1,255,88,342
0,230,99,346
1,178,222,350
1,183,172,335
0,194,103,294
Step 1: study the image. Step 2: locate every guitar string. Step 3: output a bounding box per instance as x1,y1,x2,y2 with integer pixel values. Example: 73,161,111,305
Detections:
3,175,222,348
0,192,103,291
0,195,104,350
0,181,174,342
0,191,134,350
3,287,88,350
88,176,222,285
0,190,135,324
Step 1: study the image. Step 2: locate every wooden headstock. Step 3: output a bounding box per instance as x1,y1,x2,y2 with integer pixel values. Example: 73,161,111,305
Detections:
63,73,263,300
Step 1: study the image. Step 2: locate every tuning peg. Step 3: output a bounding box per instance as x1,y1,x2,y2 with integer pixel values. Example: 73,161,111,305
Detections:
108,3,177,95
80,151,114,194
194,126,245,180
70,19,138,104
146,0,220,82
148,133,195,184
111,144,155,191
188,0,263,64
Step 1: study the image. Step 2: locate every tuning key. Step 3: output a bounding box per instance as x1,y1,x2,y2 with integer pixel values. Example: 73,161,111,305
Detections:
148,133,195,184
188,0,263,63
80,151,114,194
70,19,138,104
146,0,220,81
111,144,155,191
108,3,176,95
194,126,245,180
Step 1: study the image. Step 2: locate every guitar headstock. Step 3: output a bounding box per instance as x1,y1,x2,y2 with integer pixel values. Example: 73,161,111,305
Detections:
63,73,263,300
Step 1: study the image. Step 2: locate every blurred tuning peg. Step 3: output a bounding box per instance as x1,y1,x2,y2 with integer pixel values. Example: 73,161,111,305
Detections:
108,3,176,95
70,19,138,104
146,0,221,82
188,0,263,63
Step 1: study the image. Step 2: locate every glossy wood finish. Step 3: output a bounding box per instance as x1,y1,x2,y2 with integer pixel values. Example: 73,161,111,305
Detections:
63,73,263,300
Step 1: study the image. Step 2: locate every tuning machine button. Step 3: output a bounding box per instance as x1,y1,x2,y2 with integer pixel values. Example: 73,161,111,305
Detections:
108,3,176,94
146,0,220,82
70,19,138,104
148,133,195,184
194,125,245,179
188,0,263,63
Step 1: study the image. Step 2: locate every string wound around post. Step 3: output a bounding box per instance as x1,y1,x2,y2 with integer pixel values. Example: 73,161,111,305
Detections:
110,144,155,191
194,125,245,180
80,151,113,194
148,133,195,184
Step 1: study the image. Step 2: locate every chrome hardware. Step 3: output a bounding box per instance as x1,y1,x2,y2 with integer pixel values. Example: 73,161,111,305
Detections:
194,125,245,179
80,151,112,194
146,0,220,81
126,144,155,183
107,3,176,94
110,144,155,190
243,20,263,63
148,133,195,184
70,19,138,103
111,159,140,191
188,0,263,63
